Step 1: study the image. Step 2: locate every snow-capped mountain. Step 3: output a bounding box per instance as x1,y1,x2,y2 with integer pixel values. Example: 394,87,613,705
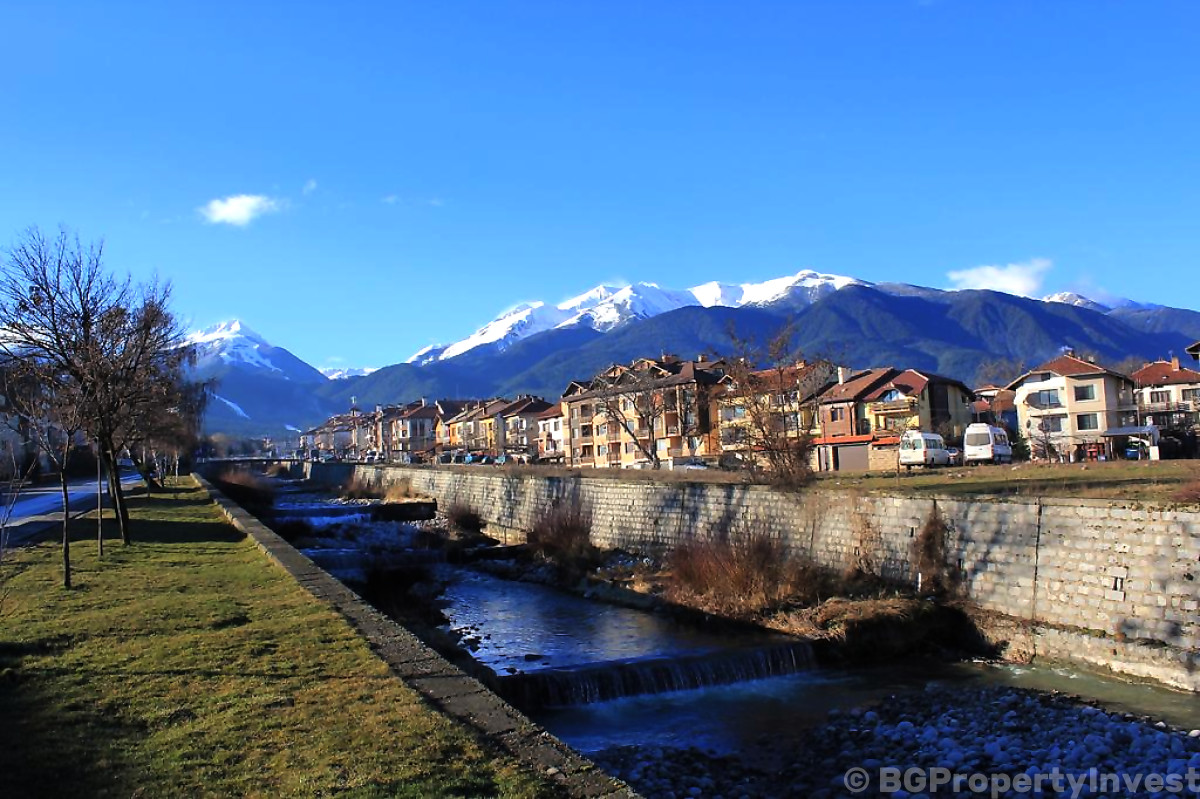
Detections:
1043,292,1111,313
320,366,379,380
407,269,869,363
188,320,328,384
186,319,336,436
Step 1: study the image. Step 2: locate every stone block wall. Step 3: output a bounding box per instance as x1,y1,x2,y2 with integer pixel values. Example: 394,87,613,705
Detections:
315,464,1200,689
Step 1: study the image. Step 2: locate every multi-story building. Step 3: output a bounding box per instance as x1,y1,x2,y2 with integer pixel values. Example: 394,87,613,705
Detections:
1130,357,1200,430
717,360,835,464
561,355,727,468
536,403,566,462
1007,352,1137,461
499,395,554,459
809,367,974,472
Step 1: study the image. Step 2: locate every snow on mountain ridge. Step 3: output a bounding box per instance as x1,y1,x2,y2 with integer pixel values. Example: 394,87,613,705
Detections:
320,366,379,380
188,320,282,373
405,269,867,362
1043,292,1110,312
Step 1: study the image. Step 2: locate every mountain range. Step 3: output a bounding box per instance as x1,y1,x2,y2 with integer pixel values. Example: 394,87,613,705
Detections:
187,273,1200,438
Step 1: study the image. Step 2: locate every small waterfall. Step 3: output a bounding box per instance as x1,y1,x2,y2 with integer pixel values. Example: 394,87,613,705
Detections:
498,640,815,709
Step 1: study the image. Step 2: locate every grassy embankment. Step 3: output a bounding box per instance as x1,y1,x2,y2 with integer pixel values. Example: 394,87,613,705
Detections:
432,459,1200,503
0,477,548,798
822,458,1200,502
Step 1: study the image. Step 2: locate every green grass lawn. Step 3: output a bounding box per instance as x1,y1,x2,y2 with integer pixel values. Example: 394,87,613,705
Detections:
0,478,549,798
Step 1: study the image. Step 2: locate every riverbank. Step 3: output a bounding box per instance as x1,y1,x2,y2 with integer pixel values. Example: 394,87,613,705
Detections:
591,683,1200,799
0,478,551,797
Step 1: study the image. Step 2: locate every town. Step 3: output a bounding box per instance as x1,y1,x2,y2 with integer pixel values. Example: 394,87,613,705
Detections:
299,343,1200,472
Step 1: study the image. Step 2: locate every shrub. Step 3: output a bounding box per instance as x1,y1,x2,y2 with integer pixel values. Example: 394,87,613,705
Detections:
669,529,829,616
527,502,598,580
445,503,484,535
912,503,957,595
213,469,276,514
340,475,381,500
384,479,414,502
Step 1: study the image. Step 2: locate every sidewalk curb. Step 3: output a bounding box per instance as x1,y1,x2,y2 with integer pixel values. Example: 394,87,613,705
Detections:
195,474,637,799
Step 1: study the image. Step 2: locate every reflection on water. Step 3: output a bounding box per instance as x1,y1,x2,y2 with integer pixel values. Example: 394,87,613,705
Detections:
438,569,783,676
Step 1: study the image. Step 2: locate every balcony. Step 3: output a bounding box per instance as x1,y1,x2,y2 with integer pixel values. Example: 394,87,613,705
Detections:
868,398,917,414
1138,400,1194,414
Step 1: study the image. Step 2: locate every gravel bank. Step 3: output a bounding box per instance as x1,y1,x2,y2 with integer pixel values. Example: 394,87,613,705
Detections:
592,684,1200,798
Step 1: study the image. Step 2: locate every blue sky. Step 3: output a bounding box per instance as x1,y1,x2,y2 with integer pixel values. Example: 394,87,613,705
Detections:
2,1,1197,370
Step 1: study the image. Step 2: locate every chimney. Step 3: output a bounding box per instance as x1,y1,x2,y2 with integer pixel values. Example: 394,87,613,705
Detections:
1172,356,1180,371
696,354,707,363
1086,355,1095,364
837,366,849,385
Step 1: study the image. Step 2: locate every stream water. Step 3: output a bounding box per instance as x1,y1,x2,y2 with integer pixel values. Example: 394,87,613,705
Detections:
274,486,1200,764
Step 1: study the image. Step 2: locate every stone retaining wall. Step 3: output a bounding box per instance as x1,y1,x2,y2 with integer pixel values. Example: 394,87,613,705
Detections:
328,464,1200,691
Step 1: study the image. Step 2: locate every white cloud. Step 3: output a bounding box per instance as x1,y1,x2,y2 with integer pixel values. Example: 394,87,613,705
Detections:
381,195,398,204
302,179,318,196
199,194,282,226
946,258,1052,297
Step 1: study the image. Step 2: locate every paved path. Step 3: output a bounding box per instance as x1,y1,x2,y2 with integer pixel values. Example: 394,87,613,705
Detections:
1,472,142,547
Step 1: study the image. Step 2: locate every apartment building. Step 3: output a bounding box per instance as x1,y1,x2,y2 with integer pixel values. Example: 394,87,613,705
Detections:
536,403,566,461
1130,357,1200,430
561,355,727,468
1008,352,1137,461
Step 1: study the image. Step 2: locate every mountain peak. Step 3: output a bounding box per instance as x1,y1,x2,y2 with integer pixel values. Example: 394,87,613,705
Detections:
187,319,269,347
1042,292,1110,313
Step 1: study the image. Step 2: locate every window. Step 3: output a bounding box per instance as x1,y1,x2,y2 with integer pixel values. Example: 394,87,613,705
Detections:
830,407,845,422
1033,389,1061,407
1074,384,1095,401
1150,390,1170,404
1183,389,1200,403
879,389,903,402
1036,416,1064,433
1077,413,1099,431
597,445,607,456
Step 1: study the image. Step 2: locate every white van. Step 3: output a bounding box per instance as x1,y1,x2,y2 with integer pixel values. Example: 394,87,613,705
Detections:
963,423,1013,465
899,430,950,469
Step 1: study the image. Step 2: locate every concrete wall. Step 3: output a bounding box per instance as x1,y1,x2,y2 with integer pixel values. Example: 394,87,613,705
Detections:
315,464,1200,691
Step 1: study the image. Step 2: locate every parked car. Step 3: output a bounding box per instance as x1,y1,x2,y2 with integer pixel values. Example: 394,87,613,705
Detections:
945,446,962,466
672,457,709,471
898,430,950,469
963,423,1013,465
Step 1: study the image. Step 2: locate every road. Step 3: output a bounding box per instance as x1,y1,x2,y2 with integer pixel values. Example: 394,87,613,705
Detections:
2,471,142,547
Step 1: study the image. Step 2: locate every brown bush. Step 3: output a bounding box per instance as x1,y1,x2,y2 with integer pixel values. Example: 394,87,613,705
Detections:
384,479,414,501
912,503,957,595
668,530,831,616
340,475,381,500
527,501,598,581
445,503,484,534
213,468,276,513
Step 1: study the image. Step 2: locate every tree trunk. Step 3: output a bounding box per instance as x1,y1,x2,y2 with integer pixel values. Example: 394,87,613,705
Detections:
100,443,130,543
59,471,71,589
96,455,104,558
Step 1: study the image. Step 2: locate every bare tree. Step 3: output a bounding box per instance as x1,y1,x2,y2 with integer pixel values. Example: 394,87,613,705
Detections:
590,362,671,468
0,227,198,544
718,325,835,487
2,365,92,588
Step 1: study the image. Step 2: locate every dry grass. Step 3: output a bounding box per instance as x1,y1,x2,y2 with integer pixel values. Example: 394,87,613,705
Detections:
211,468,275,513
445,503,484,534
527,502,598,581
668,530,835,617
1172,478,1200,505
383,478,415,501
822,459,1200,503
340,474,381,500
